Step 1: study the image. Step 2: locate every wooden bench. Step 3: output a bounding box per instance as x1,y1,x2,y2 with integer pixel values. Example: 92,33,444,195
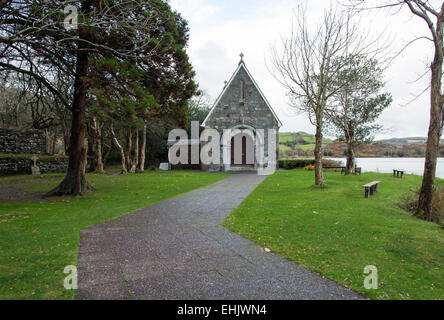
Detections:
324,166,362,175
324,166,346,174
362,181,381,198
393,169,404,178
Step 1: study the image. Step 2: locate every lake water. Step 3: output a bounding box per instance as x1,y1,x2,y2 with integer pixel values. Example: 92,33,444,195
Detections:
327,157,444,179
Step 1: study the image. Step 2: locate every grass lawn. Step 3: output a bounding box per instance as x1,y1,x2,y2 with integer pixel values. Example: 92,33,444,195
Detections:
0,169,228,299
222,170,444,299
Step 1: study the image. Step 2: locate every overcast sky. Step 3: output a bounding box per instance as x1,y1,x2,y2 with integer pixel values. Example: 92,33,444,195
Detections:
169,0,437,139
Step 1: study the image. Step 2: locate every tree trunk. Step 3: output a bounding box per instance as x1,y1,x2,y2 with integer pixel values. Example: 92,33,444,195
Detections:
345,128,355,175
61,121,69,155
45,49,90,196
417,60,442,221
103,142,111,167
45,129,51,154
81,144,88,176
345,143,355,175
314,124,324,186
92,117,105,174
416,12,444,221
126,128,133,171
129,129,138,173
138,123,146,172
110,124,127,174
44,0,94,196
95,136,105,174
51,130,57,154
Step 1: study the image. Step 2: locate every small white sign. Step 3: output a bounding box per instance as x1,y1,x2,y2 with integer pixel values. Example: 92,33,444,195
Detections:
159,163,169,170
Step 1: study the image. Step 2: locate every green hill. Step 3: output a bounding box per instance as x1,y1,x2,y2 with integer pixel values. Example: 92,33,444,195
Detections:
279,132,332,156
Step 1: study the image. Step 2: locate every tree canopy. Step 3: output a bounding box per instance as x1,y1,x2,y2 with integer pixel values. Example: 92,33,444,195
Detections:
0,0,196,194
327,54,392,173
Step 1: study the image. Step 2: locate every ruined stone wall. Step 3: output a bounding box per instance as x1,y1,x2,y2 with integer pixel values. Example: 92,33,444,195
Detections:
0,128,47,154
0,156,69,176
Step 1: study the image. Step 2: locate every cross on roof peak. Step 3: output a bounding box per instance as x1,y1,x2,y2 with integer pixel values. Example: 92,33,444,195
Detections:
239,53,244,64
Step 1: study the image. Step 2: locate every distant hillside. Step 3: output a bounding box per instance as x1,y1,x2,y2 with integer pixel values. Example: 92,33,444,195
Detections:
279,132,331,157
378,137,444,145
324,139,444,158
279,132,444,158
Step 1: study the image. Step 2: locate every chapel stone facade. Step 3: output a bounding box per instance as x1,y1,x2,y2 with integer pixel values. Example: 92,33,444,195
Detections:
201,55,282,172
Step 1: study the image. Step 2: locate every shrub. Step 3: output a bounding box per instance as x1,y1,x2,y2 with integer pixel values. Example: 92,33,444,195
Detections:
432,187,444,225
279,159,315,169
279,150,295,158
399,187,444,226
322,159,343,167
398,190,418,213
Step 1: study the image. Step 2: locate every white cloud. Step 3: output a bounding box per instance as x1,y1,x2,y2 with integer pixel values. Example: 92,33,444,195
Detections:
170,0,438,139
171,0,220,24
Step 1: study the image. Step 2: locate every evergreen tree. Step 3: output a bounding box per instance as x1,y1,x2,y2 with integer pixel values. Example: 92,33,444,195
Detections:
327,54,391,174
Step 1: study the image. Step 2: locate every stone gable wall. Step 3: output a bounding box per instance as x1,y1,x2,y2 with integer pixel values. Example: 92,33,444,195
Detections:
0,128,47,154
204,65,279,171
207,67,278,131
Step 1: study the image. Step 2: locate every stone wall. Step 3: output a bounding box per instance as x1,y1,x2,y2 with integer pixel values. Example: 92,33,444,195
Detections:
0,156,68,176
0,128,47,154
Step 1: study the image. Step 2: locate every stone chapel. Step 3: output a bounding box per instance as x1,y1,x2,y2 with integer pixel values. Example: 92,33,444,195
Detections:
201,54,282,172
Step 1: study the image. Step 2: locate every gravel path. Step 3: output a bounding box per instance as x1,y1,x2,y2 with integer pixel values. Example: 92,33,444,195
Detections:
76,173,363,300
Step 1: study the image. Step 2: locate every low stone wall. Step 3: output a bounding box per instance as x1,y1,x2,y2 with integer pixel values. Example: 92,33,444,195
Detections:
0,155,69,176
0,128,47,154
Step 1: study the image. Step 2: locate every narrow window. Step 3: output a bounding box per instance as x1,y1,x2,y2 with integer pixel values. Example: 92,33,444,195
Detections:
240,80,245,103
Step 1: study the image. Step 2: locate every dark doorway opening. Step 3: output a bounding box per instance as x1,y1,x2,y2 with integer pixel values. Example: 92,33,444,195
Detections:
231,134,254,166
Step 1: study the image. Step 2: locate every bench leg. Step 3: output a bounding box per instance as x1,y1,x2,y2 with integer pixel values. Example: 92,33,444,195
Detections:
393,170,395,177
401,172,403,179
375,184,378,192
365,188,369,198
